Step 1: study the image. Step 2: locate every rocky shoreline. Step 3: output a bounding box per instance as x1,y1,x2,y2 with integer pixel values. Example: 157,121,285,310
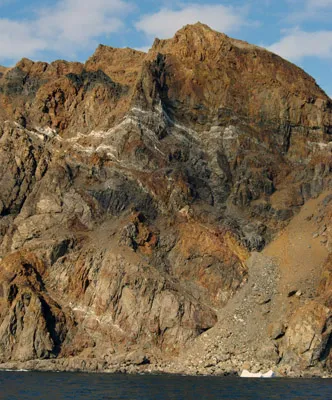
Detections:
0,358,331,379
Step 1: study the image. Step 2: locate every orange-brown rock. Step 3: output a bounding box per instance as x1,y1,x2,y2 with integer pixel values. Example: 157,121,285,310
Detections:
0,23,331,374
85,45,145,86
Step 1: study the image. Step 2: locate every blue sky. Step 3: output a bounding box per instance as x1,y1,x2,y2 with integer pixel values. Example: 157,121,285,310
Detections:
0,0,331,97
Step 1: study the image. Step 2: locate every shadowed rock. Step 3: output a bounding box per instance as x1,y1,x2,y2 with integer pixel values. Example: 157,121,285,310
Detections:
0,23,331,374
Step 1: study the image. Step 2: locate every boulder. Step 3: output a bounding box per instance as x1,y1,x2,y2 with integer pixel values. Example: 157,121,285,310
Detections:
280,301,332,368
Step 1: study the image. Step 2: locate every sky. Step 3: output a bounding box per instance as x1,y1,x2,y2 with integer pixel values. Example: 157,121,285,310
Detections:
0,0,331,97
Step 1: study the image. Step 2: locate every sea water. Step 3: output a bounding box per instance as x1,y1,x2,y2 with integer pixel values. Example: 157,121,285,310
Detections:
0,371,331,399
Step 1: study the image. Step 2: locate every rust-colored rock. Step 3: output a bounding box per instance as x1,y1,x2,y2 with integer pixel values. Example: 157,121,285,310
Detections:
0,23,331,374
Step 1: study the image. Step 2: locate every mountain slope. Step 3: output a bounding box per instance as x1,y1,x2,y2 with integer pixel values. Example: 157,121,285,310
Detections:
0,23,331,375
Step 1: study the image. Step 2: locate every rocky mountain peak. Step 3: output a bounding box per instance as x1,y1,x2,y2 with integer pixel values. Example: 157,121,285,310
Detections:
15,57,39,70
150,22,266,61
144,24,331,149
0,24,331,375
85,44,146,85
171,21,225,43
150,22,227,59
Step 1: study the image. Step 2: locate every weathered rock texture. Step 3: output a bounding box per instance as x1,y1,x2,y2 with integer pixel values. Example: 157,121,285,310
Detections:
0,23,331,375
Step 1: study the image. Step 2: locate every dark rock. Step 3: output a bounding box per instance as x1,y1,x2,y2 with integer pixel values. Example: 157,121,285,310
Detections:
0,23,331,374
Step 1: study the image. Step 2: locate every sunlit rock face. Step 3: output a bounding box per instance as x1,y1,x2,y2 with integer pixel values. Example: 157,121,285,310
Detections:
0,23,331,372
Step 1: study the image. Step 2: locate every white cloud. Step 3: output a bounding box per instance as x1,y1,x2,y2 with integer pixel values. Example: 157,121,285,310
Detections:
286,0,332,22
0,0,132,63
135,4,251,39
306,0,332,9
268,29,332,61
37,0,132,49
0,19,47,61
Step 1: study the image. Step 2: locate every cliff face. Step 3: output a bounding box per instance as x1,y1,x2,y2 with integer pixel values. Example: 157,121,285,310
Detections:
0,23,331,375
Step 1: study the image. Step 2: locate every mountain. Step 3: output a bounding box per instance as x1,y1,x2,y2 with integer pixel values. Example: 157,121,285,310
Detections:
0,23,331,376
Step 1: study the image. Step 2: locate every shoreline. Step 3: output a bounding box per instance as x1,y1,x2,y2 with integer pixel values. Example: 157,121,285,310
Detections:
0,359,331,379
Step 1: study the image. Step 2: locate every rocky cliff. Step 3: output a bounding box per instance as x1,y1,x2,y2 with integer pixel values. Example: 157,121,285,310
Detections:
0,23,331,376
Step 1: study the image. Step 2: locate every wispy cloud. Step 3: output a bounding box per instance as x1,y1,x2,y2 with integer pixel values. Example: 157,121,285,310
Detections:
0,19,46,61
286,0,332,22
306,0,332,9
37,0,132,50
135,4,252,40
0,0,133,63
268,28,332,61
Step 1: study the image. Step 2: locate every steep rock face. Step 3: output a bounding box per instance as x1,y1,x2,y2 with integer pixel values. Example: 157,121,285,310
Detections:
132,24,331,217
280,301,331,369
0,23,331,372
46,248,217,357
0,251,68,362
148,24,331,135
0,48,146,136
0,59,83,129
85,46,145,86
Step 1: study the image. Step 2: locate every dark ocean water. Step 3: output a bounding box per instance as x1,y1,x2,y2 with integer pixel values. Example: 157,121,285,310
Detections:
0,372,331,400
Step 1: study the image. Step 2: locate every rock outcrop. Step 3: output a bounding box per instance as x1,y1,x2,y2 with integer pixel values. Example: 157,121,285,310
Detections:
0,23,331,375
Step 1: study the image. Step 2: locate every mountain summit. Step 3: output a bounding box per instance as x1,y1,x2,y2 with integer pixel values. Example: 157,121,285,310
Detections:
0,24,331,375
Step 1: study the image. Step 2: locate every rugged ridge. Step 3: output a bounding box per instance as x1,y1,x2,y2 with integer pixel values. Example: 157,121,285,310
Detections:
0,23,331,376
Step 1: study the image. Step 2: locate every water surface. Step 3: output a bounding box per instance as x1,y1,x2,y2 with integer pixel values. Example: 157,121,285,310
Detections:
1,371,331,399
